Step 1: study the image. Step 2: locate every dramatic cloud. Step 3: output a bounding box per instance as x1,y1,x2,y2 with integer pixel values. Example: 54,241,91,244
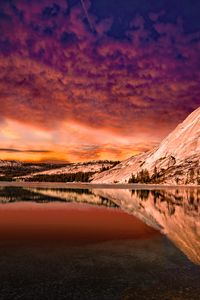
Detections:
0,148,51,153
0,0,199,161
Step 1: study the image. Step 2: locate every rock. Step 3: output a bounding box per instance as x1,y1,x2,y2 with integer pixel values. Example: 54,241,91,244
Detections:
92,107,200,185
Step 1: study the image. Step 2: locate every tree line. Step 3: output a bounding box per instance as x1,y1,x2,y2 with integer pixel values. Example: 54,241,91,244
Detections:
25,172,95,182
128,167,200,184
129,169,151,184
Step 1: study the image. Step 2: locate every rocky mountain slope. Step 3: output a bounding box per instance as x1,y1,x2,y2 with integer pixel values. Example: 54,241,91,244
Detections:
92,107,200,185
0,160,21,167
20,160,119,181
0,160,22,178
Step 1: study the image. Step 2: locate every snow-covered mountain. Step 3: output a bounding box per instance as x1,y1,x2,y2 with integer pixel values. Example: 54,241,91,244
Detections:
92,107,200,185
0,160,22,167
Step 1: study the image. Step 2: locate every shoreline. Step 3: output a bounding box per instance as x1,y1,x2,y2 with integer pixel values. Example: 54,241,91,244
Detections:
0,181,199,189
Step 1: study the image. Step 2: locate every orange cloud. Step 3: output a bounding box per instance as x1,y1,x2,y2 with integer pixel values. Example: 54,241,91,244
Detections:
0,1,199,162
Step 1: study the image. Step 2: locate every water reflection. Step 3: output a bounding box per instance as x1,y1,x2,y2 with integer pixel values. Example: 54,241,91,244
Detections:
0,186,157,245
0,186,117,207
0,185,200,265
94,188,200,265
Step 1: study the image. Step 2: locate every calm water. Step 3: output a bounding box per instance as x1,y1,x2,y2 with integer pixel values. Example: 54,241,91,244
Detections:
0,184,200,300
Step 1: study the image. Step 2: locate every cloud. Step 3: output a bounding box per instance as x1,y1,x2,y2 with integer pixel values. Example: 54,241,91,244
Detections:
0,0,199,161
0,148,52,153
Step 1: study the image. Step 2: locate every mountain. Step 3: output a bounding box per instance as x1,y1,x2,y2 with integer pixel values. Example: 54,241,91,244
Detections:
92,107,200,185
20,160,120,181
0,160,22,167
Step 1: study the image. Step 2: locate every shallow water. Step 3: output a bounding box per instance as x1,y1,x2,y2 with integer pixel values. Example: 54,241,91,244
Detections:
0,184,199,300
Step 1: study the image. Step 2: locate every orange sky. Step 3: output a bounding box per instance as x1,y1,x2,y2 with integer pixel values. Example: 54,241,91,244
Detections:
0,117,161,162
0,1,199,163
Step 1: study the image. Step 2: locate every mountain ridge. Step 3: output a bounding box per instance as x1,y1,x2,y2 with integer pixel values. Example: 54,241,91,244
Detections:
92,107,200,185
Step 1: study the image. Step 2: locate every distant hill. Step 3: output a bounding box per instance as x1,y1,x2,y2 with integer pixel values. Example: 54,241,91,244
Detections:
15,160,120,182
0,160,22,167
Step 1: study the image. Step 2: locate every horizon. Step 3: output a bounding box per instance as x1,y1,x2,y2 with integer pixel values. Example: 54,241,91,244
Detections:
0,158,120,164
0,0,200,162
0,107,198,163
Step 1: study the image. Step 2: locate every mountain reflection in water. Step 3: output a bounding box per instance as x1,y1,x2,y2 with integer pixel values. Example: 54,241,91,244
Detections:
0,186,199,265
94,188,200,265
0,186,158,244
0,185,200,299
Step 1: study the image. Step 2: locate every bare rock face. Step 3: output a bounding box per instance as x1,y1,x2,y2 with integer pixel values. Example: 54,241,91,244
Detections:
92,107,200,184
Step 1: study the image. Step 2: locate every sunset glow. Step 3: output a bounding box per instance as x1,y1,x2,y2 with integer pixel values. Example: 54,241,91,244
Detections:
0,0,199,162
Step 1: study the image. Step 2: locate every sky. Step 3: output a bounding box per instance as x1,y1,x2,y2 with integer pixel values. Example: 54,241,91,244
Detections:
0,0,200,163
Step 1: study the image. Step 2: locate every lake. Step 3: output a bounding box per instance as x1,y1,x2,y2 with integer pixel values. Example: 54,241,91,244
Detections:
0,183,199,300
